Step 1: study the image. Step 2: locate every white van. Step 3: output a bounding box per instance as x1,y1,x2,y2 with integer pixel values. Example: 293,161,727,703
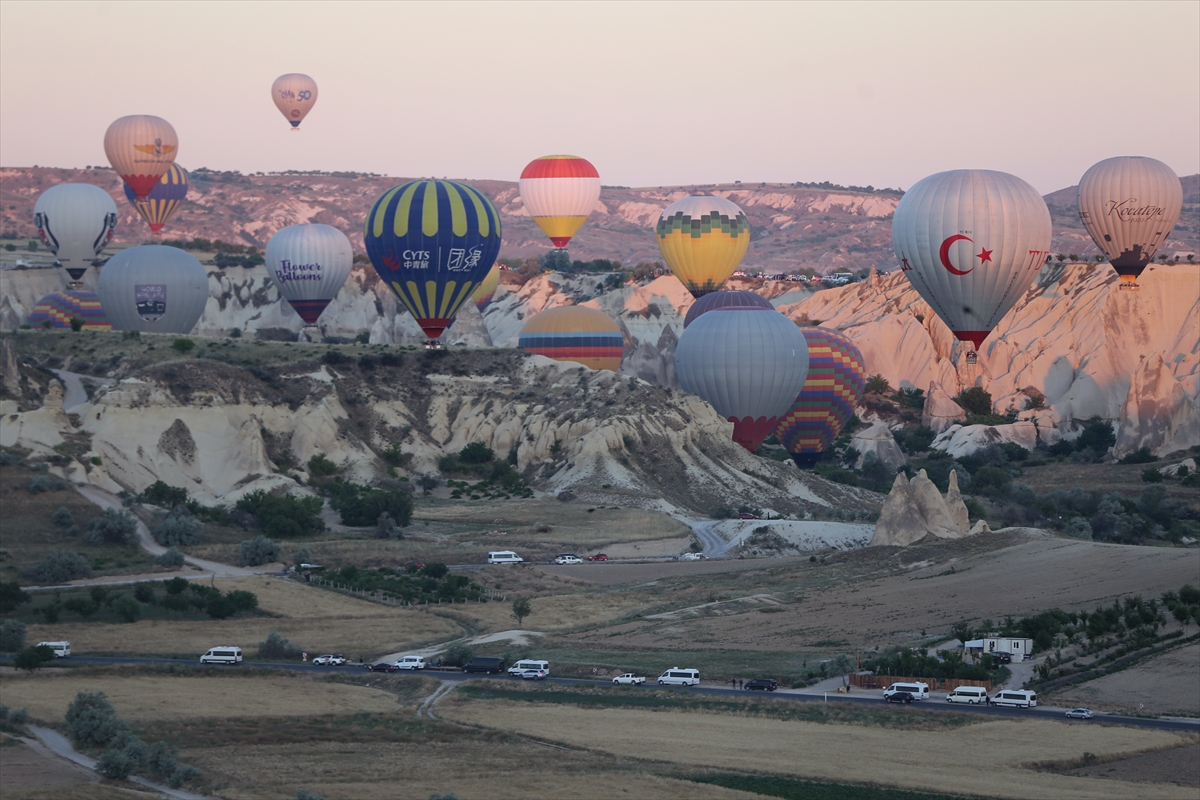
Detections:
657,668,700,686
394,655,426,670
200,646,243,665
508,659,551,676
37,641,70,658
487,551,523,565
882,682,930,700
992,690,1037,708
946,686,989,704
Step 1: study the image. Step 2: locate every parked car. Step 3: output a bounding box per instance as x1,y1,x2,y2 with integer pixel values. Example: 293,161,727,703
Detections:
519,668,547,680
393,655,426,670
462,657,507,674
587,553,608,562
678,552,707,561
553,554,583,565
312,654,346,666
737,513,757,520
199,646,241,665
508,659,550,676
885,691,915,704
1065,708,1094,720
612,673,646,685
367,662,398,673
744,678,778,691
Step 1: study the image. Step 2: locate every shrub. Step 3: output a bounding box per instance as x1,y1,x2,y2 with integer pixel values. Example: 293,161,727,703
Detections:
969,466,1012,496
164,576,189,594
459,442,494,464
155,547,186,568
235,490,324,537
14,645,55,671
9,707,30,725
1119,448,1156,465
168,764,204,788
1,619,27,651
1047,439,1075,458
24,550,92,583
859,453,894,493
84,507,138,546
153,511,203,547
328,482,414,528
307,453,338,477
864,374,891,395
65,691,127,749
292,546,313,565
1141,468,1163,483
52,507,75,527
442,642,475,667
96,736,148,779
141,480,189,508
146,740,178,779
171,338,195,353
112,594,142,623
1063,517,1093,539
239,536,280,567
953,387,993,416
893,426,935,454
28,475,50,494
1076,417,1115,454
0,581,31,614
133,583,155,603
258,630,301,659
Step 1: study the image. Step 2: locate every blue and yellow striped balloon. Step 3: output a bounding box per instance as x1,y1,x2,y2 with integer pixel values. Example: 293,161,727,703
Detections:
124,163,188,234
364,180,502,339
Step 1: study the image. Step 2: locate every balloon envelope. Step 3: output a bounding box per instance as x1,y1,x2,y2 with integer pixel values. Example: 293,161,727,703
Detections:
518,155,601,248
30,290,111,331
97,245,208,334
675,308,809,452
272,73,318,129
683,289,773,328
1078,156,1182,284
104,115,178,199
775,328,867,468
519,306,624,371
891,169,1050,352
469,264,501,311
265,224,353,325
124,164,188,234
657,195,750,297
33,184,118,281
364,180,502,339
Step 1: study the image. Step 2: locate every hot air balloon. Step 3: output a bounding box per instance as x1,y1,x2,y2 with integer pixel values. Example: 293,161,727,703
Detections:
469,264,501,311
675,308,809,452
97,245,208,334
364,180,502,341
104,115,178,199
518,155,600,249
29,290,112,331
272,73,318,130
265,224,353,326
1078,156,1183,288
683,289,773,328
891,170,1050,357
124,164,188,234
657,196,750,297
33,184,118,282
774,328,867,468
519,306,624,371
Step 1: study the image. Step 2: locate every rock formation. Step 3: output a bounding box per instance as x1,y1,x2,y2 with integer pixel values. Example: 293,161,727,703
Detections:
851,422,907,469
1115,353,1200,458
932,421,1039,459
869,468,972,546
921,381,966,433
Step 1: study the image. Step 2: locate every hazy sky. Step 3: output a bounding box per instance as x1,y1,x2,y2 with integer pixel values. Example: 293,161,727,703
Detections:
2,1,1197,193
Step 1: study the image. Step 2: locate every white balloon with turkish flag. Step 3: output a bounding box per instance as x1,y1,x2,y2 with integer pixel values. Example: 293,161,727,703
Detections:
891,169,1051,354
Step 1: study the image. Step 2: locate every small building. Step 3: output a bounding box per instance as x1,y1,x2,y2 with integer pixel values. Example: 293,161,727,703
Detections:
964,637,1034,661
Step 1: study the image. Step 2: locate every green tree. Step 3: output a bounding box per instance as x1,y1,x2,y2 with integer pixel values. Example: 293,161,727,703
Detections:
442,642,475,667
950,620,973,645
459,442,494,464
171,338,195,353
0,619,27,651
84,507,138,546
0,581,31,614
239,536,280,567
307,453,338,476
511,597,532,628
14,645,55,672
953,387,993,417
69,317,85,332
865,374,891,395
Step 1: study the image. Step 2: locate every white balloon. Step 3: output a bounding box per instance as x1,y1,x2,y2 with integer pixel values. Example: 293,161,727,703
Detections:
1078,156,1183,284
891,169,1051,352
97,246,208,334
34,184,118,281
265,224,353,326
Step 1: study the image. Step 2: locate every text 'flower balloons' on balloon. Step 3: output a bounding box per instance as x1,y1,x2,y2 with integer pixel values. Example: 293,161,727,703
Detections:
1078,156,1183,288
675,307,809,452
657,195,750,298
104,115,178,199
891,169,1051,354
30,290,111,331
518,155,601,249
272,73,318,130
519,306,625,372
265,224,353,326
364,180,502,340
124,164,188,234
34,183,118,282
775,328,867,469
97,245,208,334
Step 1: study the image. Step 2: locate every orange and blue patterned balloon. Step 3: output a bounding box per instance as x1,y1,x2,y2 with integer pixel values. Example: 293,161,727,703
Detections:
30,290,112,330
124,164,188,234
519,306,624,371
774,327,867,468
364,180,501,339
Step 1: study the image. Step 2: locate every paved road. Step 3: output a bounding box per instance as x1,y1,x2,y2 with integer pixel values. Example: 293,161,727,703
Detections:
691,519,733,557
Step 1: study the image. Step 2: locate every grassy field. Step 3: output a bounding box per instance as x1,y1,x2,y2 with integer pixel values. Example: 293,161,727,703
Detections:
1050,642,1200,717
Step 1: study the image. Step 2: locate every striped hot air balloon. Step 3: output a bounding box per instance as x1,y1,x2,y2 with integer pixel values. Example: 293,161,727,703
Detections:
124,164,188,234
29,290,112,331
657,196,750,297
518,155,601,249
774,328,867,468
469,264,501,311
364,180,502,340
519,306,624,371
683,289,774,328
104,115,178,199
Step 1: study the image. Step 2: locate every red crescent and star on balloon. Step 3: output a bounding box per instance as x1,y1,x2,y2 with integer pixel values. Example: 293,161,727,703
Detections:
938,235,993,275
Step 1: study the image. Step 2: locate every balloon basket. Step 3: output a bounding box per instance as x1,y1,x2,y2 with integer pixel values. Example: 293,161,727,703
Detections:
423,340,444,351
1118,283,1139,291
965,351,978,365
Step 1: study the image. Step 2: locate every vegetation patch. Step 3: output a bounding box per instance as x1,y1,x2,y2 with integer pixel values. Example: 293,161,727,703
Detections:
688,773,969,800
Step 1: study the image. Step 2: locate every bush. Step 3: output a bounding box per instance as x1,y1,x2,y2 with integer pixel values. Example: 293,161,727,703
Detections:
1141,468,1163,483
327,482,414,528
1063,517,1093,539
14,645,55,671
153,511,203,547
459,442,494,464
258,630,301,659
239,535,281,567
307,453,338,477
292,546,313,565
65,691,127,749
1076,417,1115,454
96,736,148,779
141,480,189,508
52,507,75,527
235,490,324,537
84,507,138,546
1,619,27,651
0,581,31,614
24,550,92,583
111,594,141,623
146,740,178,779
164,576,189,595
864,374,891,395
155,547,186,568
28,475,50,494
8,707,30,725
171,338,195,353
859,453,894,493
133,583,155,603
442,642,475,667
168,764,203,788
969,466,1012,497
893,426,935,454
954,387,993,416
1119,448,1157,465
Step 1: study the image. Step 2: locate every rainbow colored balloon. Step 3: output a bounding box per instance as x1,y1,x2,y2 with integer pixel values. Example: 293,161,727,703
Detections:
29,290,112,330
124,164,188,234
774,328,867,468
519,306,624,371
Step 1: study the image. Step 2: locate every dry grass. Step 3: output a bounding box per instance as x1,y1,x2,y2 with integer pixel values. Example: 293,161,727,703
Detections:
437,697,1197,800
438,589,649,634
1051,643,1200,717
416,498,690,546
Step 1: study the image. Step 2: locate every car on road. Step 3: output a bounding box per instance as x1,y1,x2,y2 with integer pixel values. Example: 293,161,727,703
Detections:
393,655,426,670
745,678,778,691
519,668,547,680
678,552,707,561
312,654,346,666
1065,708,1094,719
554,554,583,565
367,662,398,673
587,553,608,562
612,673,646,685
737,513,758,519
885,691,915,704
